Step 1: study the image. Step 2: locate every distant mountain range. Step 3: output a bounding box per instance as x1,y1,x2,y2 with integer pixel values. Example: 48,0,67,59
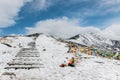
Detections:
68,33,120,49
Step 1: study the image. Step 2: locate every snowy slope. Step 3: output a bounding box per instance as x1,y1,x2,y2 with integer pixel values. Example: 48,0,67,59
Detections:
36,34,73,66
0,34,120,80
7,36,35,48
35,34,120,80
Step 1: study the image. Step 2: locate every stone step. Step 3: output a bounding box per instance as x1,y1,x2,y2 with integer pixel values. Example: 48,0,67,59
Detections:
16,54,40,57
4,66,44,70
16,53,40,55
18,51,39,53
15,55,40,57
13,57,42,59
7,63,43,66
22,52,39,54
19,50,38,53
21,48,38,51
10,61,42,64
17,53,39,55
8,60,42,63
12,58,42,61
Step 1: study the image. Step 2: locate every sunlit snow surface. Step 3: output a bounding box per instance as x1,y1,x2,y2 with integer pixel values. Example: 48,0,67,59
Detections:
0,35,120,80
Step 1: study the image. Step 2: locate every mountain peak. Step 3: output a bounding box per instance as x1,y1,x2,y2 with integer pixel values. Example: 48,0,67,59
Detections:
68,33,119,49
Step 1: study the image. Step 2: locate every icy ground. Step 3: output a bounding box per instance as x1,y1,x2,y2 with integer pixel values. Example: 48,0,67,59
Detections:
0,35,120,80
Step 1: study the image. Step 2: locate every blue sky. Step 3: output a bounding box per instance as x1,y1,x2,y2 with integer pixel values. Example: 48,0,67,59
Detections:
0,0,120,39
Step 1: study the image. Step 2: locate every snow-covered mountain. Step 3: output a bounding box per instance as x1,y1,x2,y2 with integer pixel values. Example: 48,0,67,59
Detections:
68,33,120,49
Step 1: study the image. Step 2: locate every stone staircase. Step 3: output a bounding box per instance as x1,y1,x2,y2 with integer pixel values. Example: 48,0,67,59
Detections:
4,48,44,70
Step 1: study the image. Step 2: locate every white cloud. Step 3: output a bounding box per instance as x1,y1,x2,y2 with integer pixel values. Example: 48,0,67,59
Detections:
30,0,87,11
101,24,120,40
86,0,120,16
100,0,120,6
25,17,101,38
30,0,54,11
0,0,32,28
27,0,120,17
98,0,120,14
78,0,120,17
26,17,120,40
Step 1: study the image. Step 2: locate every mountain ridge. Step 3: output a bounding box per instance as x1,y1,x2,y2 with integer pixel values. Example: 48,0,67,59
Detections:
68,33,120,49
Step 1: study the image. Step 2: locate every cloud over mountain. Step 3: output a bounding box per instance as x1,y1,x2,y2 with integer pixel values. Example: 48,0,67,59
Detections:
26,17,120,40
